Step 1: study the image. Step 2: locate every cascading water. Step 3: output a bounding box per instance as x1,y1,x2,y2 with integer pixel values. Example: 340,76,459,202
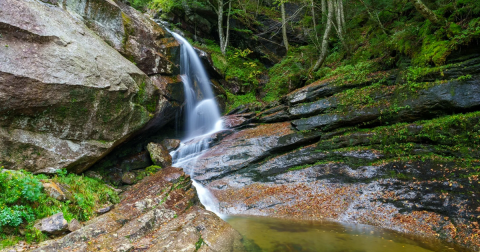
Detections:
169,32,224,216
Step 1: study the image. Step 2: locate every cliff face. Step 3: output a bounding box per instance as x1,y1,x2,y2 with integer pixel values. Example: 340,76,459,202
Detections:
0,0,182,174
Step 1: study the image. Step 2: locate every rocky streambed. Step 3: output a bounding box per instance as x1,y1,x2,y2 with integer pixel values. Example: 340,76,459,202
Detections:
25,168,245,252
2,0,480,251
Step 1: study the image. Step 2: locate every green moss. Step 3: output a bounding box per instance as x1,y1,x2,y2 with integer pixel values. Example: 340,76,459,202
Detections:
225,91,261,113
0,235,21,249
190,39,266,104
288,160,336,171
134,81,157,114
316,111,480,170
145,165,162,175
121,12,136,52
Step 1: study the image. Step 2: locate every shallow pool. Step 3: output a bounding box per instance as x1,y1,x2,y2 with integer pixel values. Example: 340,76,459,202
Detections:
225,216,464,252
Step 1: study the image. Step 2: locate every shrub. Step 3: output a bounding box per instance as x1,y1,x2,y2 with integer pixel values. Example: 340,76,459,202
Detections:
0,167,120,247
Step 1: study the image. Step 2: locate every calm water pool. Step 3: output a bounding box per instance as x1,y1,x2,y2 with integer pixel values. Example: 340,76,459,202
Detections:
225,216,464,252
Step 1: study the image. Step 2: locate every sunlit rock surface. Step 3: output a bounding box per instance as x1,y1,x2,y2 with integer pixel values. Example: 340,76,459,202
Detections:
30,167,245,252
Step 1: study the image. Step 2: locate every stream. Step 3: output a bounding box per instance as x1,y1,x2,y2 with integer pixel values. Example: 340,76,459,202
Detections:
168,31,465,252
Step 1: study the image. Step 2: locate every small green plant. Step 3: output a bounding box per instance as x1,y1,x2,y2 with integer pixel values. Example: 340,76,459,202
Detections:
195,235,205,251
458,74,472,82
57,168,68,177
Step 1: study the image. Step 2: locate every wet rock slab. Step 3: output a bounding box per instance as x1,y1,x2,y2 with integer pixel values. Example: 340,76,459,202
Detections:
188,122,322,181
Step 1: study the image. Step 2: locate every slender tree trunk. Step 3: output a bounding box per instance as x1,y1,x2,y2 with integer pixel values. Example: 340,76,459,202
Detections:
218,0,225,55
207,0,230,55
335,0,344,37
312,0,333,72
223,0,232,54
281,1,290,52
321,0,326,24
216,0,231,55
333,0,348,53
310,0,320,47
339,0,345,32
408,0,440,24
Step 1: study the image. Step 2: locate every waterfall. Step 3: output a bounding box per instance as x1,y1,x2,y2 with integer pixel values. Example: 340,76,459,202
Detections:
169,32,224,217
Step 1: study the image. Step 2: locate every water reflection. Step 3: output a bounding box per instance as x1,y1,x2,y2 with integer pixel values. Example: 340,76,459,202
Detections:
225,216,463,252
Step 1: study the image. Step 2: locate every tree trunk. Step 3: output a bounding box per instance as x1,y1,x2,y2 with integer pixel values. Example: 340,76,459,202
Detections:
310,0,320,47
339,0,345,32
408,0,440,24
281,1,290,52
321,0,326,24
218,0,225,55
334,0,342,35
334,0,348,53
312,0,333,72
223,0,232,54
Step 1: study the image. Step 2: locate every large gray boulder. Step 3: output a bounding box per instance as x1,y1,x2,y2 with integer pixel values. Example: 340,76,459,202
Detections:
34,213,69,235
0,0,181,174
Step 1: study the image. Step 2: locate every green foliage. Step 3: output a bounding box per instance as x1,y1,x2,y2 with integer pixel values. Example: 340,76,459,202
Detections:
227,48,264,84
264,46,315,102
0,167,119,245
191,39,266,86
0,170,42,230
458,74,472,81
128,0,192,12
191,39,266,111
225,91,261,113
128,0,152,11
317,60,380,85
51,174,120,221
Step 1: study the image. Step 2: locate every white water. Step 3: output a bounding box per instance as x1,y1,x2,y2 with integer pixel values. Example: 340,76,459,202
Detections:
169,32,224,217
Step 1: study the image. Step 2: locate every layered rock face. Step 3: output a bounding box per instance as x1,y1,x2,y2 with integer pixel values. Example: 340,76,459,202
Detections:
0,0,182,174
31,167,246,252
186,57,480,250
